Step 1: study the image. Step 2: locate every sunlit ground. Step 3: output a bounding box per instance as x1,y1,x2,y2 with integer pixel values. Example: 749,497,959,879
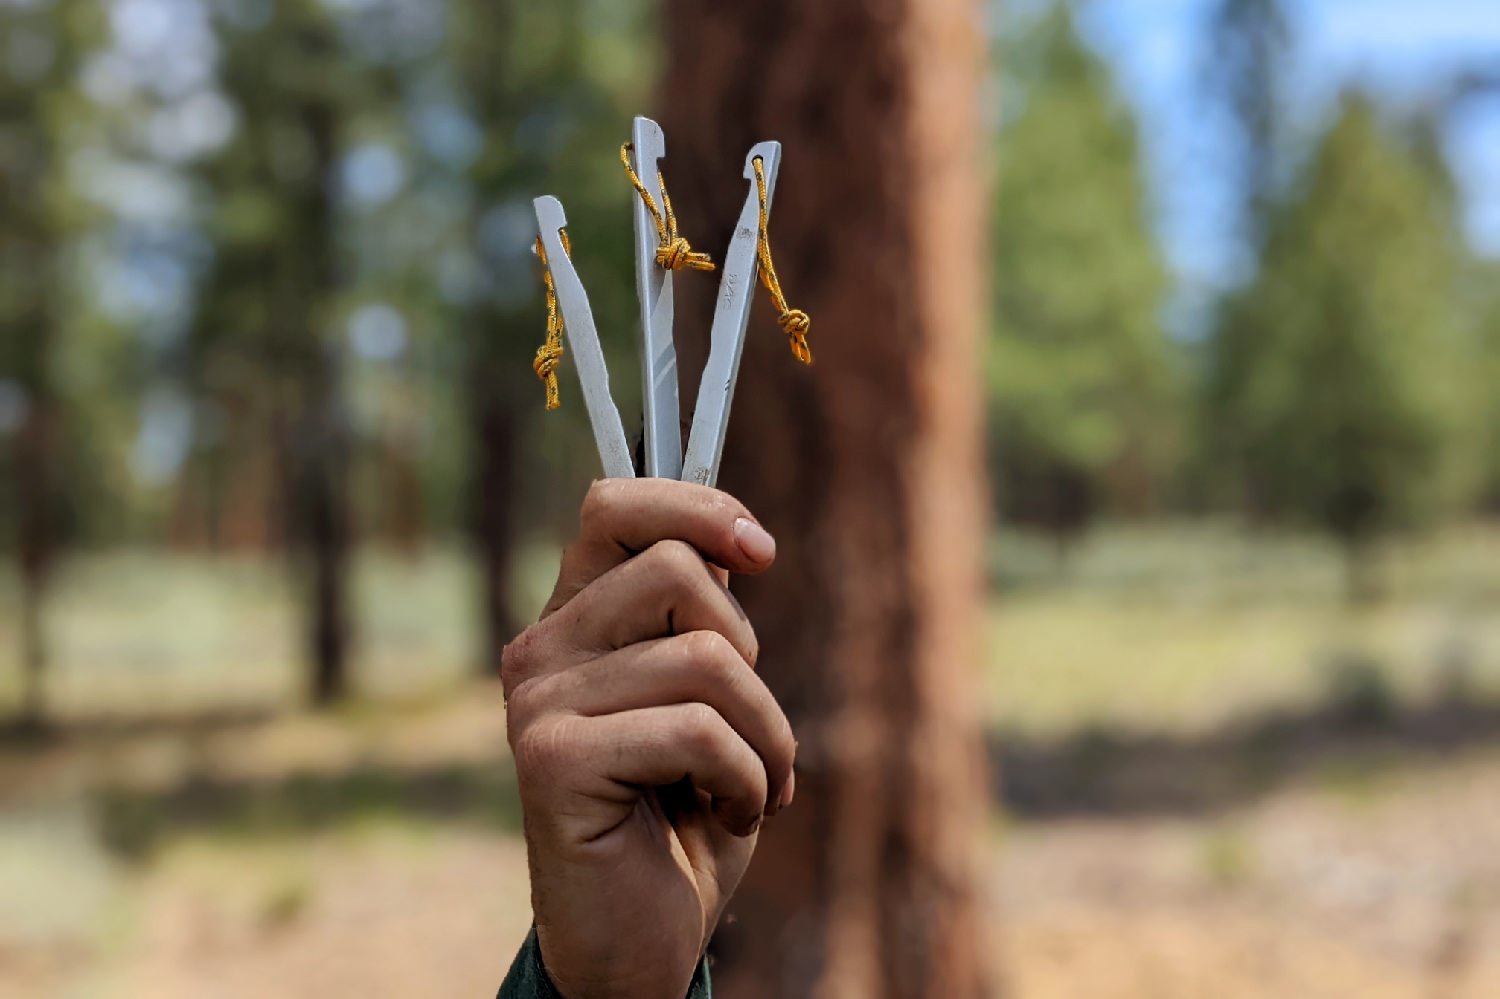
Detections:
3,524,1499,996
985,523,1500,736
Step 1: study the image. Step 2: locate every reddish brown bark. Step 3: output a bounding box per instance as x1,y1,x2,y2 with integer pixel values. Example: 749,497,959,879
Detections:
661,1,993,995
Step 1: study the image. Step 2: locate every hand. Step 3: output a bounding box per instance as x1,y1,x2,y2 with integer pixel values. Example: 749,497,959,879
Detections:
501,478,796,999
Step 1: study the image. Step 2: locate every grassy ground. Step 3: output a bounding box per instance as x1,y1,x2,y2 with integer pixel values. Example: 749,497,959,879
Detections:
2,524,1499,996
3,695,1498,998
0,547,488,720
985,523,1500,735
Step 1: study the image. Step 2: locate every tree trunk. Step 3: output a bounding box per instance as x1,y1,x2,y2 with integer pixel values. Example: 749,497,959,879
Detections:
661,2,993,996
15,400,56,729
299,89,351,706
304,397,351,705
472,355,524,672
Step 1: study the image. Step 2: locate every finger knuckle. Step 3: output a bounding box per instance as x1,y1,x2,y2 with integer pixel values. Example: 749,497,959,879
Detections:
512,716,575,780
646,539,703,586
502,683,535,731
554,540,586,580
579,478,627,530
676,702,727,753
682,629,738,673
499,628,540,691
502,670,557,733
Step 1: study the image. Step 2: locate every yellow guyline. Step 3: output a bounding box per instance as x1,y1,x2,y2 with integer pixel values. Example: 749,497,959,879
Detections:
620,144,716,272
752,156,812,364
533,146,812,409
532,230,570,411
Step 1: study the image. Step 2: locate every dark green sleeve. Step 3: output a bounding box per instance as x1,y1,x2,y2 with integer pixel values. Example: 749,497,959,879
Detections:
498,928,711,999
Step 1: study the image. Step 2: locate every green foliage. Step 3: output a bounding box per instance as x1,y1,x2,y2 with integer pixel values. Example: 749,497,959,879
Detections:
0,0,116,552
1207,96,1471,568
988,5,1180,535
446,0,656,533
191,0,353,368
1473,270,1500,511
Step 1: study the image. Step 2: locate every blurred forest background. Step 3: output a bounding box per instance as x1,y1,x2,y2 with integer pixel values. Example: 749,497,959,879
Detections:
2,0,1499,995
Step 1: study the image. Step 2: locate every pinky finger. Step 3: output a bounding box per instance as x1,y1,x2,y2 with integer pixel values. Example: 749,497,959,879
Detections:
577,703,769,837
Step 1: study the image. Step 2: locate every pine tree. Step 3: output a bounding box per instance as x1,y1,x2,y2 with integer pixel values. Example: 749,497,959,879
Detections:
193,0,360,702
445,0,649,667
0,0,100,725
988,5,1178,540
1208,95,1467,598
1473,269,1500,512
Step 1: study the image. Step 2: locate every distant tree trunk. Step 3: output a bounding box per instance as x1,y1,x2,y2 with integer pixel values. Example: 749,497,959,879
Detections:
15,399,56,729
662,1,993,996
380,440,425,556
303,395,351,704
472,356,524,672
299,93,351,706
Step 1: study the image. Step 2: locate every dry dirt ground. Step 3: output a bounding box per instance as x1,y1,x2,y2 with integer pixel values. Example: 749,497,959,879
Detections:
2,689,1498,998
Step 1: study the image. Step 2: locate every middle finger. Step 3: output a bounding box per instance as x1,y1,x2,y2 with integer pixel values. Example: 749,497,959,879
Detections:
512,539,757,685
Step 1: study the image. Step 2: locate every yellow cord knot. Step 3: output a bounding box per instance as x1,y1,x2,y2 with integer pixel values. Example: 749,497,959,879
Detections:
532,340,563,408
656,236,714,272
621,143,715,273
532,232,570,410
778,309,812,364
752,156,812,364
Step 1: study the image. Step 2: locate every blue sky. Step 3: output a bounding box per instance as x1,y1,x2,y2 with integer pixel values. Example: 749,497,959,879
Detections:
1075,0,1500,292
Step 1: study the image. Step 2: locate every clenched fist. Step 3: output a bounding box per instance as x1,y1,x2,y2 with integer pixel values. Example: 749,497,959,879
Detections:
501,479,796,999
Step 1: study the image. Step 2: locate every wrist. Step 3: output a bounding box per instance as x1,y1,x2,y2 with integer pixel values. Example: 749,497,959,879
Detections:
535,924,709,999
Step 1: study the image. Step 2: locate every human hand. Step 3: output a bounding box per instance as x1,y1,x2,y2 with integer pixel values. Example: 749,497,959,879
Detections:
501,479,796,998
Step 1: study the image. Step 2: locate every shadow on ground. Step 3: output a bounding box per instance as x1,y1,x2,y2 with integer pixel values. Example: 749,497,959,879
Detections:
89,689,1500,857
996,689,1500,818
10,661,1500,855
94,763,524,860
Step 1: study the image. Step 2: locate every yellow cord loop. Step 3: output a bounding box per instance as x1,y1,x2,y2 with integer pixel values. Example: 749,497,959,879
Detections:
620,144,715,273
532,230,571,411
752,156,812,364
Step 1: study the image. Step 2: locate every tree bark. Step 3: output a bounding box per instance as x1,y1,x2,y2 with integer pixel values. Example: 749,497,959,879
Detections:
472,357,525,672
661,2,993,996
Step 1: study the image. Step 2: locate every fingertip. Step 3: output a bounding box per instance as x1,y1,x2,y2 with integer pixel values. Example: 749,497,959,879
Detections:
732,517,776,567
766,763,796,817
714,797,764,838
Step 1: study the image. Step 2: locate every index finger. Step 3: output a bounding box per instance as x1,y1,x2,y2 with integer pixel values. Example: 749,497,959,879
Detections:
541,478,776,618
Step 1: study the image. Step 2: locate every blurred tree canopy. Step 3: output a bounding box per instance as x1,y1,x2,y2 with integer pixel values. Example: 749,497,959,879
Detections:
189,0,367,700
2,0,655,710
1206,96,1473,597
175,0,660,697
444,0,654,666
1479,276,1500,512
4,0,1500,719
988,5,1179,542
1,0,113,723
